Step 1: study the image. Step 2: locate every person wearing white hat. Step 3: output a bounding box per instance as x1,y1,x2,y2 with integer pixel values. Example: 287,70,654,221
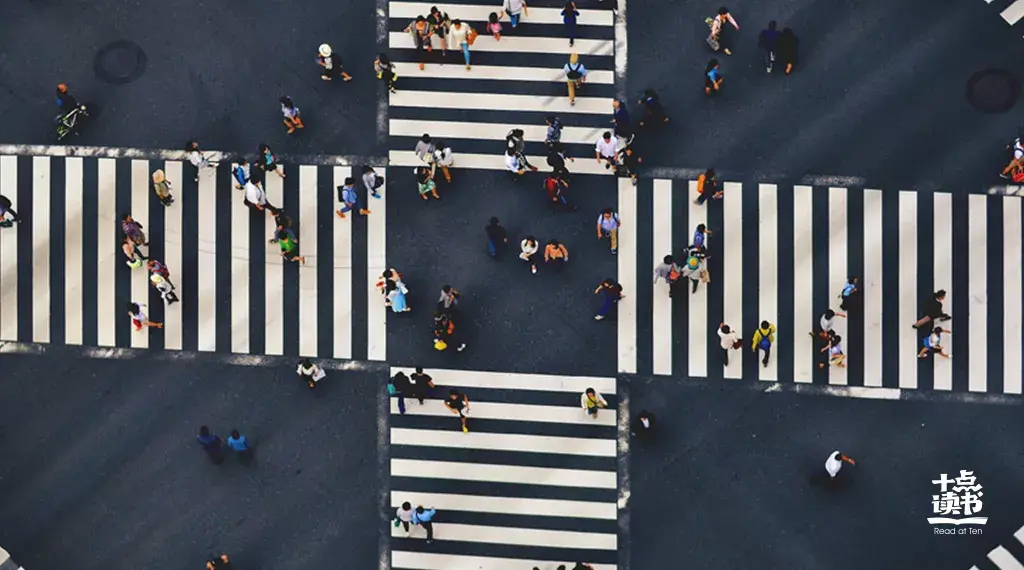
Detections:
317,43,352,81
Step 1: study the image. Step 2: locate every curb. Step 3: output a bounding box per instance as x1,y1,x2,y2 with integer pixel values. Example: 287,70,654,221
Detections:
0,547,23,570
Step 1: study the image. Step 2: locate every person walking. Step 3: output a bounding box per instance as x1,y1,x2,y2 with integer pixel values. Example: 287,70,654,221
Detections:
825,450,855,480
389,370,410,413
913,290,951,328
718,323,742,365
226,429,253,462
547,142,574,178
564,53,588,105
758,20,781,73
362,165,385,200
122,236,147,268
545,115,564,147
595,131,619,170
487,11,503,40
653,254,681,296
404,16,434,70
545,173,575,210
918,326,951,359
638,88,669,127
520,236,539,274
232,159,250,189
611,99,634,143
431,141,454,182
337,178,371,218
544,239,569,270
122,213,147,246
184,140,215,182
505,149,527,178
705,59,724,95
297,358,326,389
438,284,460,310
707,6,740,55
501,0,528,29
0,194,20,227
412,506,436,543
819,330,846,368
433,309,466,352
505,128,537,172
151,169,174,207
374,53,399,93
593,278,624,321
617,145,642,185
127,301,162,330
812,308,846,340
317,43,353,81
692,223,712,250
279,96,304,134
426,6,451,56
596,208,620,254
150,273,180,305
386,280,411,313
258,143,286,179
448,19,475,70
694,169,722,205
196,426,225,464
679,254,706,294
632,410,656,437
417,166,441,200
415,134,436,163
580,387,608,418
562,1,580,46
751,320,776,367
839,276,859,312
278,232,306,265
485,217,508,258
395,502,415,535
775,28,799,75
269,215,295,245
444,388,470,433
407,367,435,404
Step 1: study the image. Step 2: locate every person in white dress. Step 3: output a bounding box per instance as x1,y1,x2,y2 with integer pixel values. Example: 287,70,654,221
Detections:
825,450,855,479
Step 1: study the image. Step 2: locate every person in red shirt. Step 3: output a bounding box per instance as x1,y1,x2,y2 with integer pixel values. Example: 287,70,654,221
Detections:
543,174,577,211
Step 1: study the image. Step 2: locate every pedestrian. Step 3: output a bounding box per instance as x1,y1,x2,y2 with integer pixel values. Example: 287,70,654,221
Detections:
505,128,537,171
438,285,460,310
150,273,179,305
376,268,409,297
151,169,174,207
611,99,633,143
812,309,846,340
389,371,409,414
918,326,951,359
694,169,722,204
500,0,528,29
705,59,724,95
718,322,742,365
206,554,231,569
258,143,286,179
751,320,776,367
692,223,712,250
562,1,579,46
317,43,353,81
444,388,471,432
912,290,951,328
417,166,441,200
839,277,859,312
244,181,275,213
544,239,569,270
593,278,624,321
297,358,326,389
184,140,215,182
431,140,454,182
775,28,799,75
637,88,669,127
653,254,681,296
680,254,706,294
278,232,306,265
412,506,436,543
757,20,781,73
362,165,385,200
121,213,147,246
226,429,253,461
268,215,295,245
564,52,588,105
279,96,304,134
617,145,642,185
632,410,655,437
122,236,147,268
337,178,371,218
825,450,855,479
232,159,250,189
426,6,451,56
545,115,563,146
374,53,398,93
580,387,608,418
196,426,225,464
395,502,415,534
547,142,574,178
127,301,162,331
404,16,434,70
433,310,466,352
820,330,846,368
520,236,539,274
415,134,436,163
595,131,619,170
544,173,575,210
0,194,19,227
386,279,411,313
448,19,476,70
485,217,508,258
505,149,527,178
407,367,435,404
596,208,620,254
487,11,503,40
572,563,595,570
707,6,740,55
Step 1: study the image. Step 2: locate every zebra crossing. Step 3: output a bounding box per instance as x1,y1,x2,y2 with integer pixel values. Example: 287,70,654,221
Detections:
0,153,389,360
388,367,619,570
386,0,618,173
993,0,1024,27
623,178,1024,395
971,524,1024,570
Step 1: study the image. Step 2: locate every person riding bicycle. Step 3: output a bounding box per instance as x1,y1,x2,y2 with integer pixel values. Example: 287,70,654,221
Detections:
56,84,80,112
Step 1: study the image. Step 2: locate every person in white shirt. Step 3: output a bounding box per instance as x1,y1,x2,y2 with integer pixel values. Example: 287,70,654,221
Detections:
824,450,855,479
244,182,269,212
520,236,539,274
395,501,415,534
718,322,740,365
361,165,384,200
813,309,846,339
432,142,454,182
580,387,608,418
296,358,326,389
185,140,215,182
595,131,620,170
505,149,526,177
448,19,474,69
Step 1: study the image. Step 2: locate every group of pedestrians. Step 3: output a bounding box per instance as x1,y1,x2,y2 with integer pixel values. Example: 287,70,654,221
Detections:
195,425,253,465
704,7,800,96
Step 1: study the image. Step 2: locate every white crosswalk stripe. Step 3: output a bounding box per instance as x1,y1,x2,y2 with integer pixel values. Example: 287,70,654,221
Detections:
970,524,1024,569
389,367,618,569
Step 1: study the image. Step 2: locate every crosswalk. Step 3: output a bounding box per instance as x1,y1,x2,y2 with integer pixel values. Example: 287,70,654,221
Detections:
388,367,619,570
621,179,1024,395
971,525,1024,570
993,0,1024,26
0,153,388,360
386,0,618,172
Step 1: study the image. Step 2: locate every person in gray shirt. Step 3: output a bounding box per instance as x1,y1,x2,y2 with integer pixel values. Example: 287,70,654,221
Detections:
414,134,435,162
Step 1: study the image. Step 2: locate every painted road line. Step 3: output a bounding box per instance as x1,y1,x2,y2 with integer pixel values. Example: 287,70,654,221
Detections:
391,551,615,570
97,159,117,346
390,150,613,175
388,32,613,55
390,118,605,146
32,157,51,343
389,367,616,393
130,160,150,348
687,180,707,378
196,162,217,351
163,160,183,350
651,179,672,376
230,163,250,354
265,174,284,356
391,62,614,84
932,192,953,391
390,521,617,550
334,166,353,359
722,181,743,379
1002,0,1024,24
391,398,617,426
390,458,617,488
0,143,383,167
968,195,987,393
617,178,637,374
1004,199,1023,395
1016,524,1024,546
390,491,616,519
758,184,779,381
389,90,610,115
792,185,814,383
828,187,847,385
389,2,614,26
862,190,883,387
0,156,17,341
298,165,318,358
367,169,387,362
898,191,918,390
64,157,83,345
391,427,616,456
988,545,1024,570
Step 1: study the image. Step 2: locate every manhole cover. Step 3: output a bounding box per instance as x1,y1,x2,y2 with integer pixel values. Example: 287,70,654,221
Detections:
94,40,147,85
966,68,1020,114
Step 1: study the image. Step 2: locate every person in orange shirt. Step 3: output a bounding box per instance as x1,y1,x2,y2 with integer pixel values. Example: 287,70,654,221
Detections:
694,168,723,205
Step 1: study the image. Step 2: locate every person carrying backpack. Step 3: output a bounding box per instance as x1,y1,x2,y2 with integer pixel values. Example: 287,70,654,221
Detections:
563,52,588,105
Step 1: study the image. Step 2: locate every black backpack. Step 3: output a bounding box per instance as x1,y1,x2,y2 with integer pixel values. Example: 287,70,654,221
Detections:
566,63,582,80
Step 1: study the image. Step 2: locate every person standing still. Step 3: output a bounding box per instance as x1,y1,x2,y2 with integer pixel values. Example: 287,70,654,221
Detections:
485,217,508,258
718,322,740,365
444,388,471,433
562,1,579,46
564,53,588,106
751,320,776,367
596,208,620,254
412,506,436,543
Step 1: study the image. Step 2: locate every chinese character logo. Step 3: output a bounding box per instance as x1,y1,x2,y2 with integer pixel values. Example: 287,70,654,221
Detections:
927,471,988,526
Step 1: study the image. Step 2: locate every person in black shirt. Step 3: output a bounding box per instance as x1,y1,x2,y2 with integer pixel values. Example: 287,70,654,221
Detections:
913,289,950,328
444,388,470,432
617,146,642,186
485,217,508,259
407,367,435,404
547,142,573,179
631,410,655,437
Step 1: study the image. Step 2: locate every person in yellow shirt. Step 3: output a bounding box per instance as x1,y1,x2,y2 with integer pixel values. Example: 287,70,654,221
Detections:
751,320,776,368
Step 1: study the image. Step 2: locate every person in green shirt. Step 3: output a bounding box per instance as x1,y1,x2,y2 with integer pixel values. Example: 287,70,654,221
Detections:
279,233,305,265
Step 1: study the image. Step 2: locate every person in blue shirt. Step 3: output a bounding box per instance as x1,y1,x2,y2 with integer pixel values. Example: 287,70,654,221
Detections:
692,224,711,250
412,506,436,543
839,276,858,311
705,59,723,95
637,89,669,128
196,426,225,465
232,159,249,189
337,177,371,218
226,429,253,462
561,1,580,46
